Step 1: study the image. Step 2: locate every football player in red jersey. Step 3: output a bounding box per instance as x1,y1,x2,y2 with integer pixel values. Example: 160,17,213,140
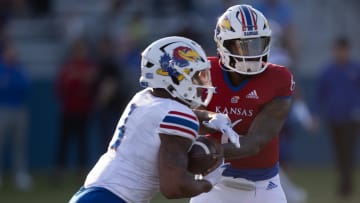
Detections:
191,4,295,203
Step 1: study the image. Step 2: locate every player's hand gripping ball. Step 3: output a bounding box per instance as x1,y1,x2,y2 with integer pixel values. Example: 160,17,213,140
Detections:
188,136,223,175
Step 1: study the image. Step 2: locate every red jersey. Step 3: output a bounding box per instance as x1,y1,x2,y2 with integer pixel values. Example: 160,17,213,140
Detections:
207,56,295,169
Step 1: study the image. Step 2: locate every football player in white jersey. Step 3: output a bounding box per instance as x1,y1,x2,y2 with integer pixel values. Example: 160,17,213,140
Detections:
68,36,231,203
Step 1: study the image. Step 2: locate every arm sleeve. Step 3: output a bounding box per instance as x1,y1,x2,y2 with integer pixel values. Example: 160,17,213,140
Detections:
277,67,295,98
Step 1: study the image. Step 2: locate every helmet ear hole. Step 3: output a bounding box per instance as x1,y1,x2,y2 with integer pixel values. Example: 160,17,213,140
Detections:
146,62,154,68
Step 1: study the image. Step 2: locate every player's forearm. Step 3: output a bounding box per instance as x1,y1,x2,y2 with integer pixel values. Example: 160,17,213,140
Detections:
223,116,287,159
224,98,291,159
222,136,262,159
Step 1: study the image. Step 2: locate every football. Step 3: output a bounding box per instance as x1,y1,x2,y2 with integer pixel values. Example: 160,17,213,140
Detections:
188,136,223,175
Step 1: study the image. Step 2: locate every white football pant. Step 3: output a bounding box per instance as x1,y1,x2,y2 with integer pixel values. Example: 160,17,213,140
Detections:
190,174,287,203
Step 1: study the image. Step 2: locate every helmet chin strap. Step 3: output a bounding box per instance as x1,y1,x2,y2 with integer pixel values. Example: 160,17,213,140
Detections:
174,92,200,109
162,73,214,109
164,84,201,108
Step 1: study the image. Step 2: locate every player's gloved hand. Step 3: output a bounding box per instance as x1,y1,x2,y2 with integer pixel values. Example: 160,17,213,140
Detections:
204,161,230,186
203,113,241,148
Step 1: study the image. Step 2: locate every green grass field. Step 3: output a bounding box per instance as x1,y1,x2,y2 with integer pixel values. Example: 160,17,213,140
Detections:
0,167,359,203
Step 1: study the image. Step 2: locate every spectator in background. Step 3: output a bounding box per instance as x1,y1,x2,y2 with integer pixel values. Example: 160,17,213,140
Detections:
0,42,32,191
94,36,129,154
317,37,360,198
54,37,97,183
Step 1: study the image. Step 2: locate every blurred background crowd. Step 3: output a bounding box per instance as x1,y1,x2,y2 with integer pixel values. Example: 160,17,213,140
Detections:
0,0,359,202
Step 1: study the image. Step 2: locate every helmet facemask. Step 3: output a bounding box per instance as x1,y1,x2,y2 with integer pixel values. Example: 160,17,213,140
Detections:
169,66,214,108
220,37,270,75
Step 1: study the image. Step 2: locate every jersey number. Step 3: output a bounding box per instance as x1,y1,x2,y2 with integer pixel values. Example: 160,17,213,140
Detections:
110,103,137,150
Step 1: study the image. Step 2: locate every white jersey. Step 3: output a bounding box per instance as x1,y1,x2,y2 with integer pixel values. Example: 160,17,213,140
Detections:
84,88,199,203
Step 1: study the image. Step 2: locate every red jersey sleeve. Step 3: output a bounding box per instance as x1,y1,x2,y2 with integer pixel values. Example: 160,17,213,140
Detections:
275,65,295,97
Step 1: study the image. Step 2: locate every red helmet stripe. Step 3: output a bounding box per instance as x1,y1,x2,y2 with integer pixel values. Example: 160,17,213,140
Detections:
250,9,258,30
239,8,247,31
